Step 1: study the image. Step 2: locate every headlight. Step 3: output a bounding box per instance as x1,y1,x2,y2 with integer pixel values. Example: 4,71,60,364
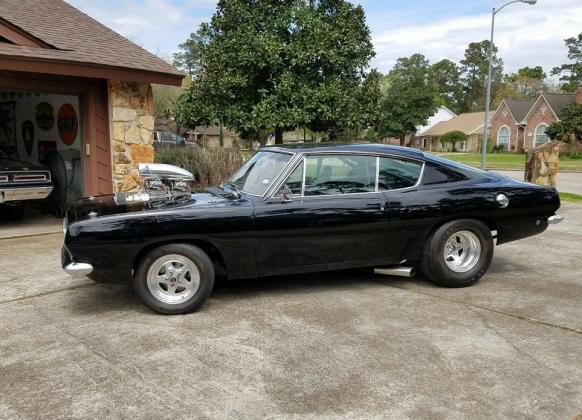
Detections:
62,218,68,235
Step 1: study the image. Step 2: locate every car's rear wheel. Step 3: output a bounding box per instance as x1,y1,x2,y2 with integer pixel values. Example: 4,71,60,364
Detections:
421,219,493,288
133,244,214,314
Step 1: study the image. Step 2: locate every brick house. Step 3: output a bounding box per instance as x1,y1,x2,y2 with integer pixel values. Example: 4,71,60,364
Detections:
489,90,581,153
0,0,183,197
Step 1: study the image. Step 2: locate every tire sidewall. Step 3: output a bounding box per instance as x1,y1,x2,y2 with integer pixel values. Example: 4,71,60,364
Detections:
423,219,493,287
133,244,215,314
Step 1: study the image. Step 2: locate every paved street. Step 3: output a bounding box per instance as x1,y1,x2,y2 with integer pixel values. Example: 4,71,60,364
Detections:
1,204,581,419
493,170,582,195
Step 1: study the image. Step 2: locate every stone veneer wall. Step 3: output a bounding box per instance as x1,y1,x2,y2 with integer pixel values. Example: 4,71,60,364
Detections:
109,81,155,192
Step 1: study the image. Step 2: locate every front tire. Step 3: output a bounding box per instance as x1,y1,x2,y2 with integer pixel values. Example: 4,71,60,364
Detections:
421,219,493,288
133,244,214,314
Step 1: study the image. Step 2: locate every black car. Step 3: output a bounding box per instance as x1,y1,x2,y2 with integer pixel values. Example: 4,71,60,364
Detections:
62,144,562,314
0,150,53,219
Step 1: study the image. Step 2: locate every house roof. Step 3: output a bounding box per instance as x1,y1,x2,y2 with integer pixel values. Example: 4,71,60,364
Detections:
420,112,487,137
0,0,183,84
499,99,536,123
541,93,576,117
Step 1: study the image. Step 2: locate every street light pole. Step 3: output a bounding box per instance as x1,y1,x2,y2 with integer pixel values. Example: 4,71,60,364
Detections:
480,0,537,169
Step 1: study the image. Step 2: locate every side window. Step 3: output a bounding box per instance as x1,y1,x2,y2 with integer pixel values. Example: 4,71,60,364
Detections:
276,161,304,196
421,163,467,185
378,157,422,191
304,155,376,196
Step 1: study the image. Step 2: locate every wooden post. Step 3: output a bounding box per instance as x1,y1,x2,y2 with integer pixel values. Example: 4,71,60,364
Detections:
524,140,559,188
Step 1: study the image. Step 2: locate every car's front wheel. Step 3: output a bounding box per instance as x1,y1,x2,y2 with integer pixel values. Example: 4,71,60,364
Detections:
421,219,493,288
133,244,214,314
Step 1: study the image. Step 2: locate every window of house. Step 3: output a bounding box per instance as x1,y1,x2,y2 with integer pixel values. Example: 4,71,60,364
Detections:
303,155,377,195
534,124,549,147
498,126,510,151
378,157,423,190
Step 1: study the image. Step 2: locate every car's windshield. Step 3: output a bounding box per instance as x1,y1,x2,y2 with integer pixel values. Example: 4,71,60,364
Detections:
229,151,293,196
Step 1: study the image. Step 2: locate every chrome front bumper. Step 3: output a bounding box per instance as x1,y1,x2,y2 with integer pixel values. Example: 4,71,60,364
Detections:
64,263,93,278
547,214,563,224
0,186,53,203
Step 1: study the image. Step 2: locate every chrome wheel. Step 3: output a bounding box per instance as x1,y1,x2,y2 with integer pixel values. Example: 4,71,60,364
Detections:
146,254,200,304
443,230,481,273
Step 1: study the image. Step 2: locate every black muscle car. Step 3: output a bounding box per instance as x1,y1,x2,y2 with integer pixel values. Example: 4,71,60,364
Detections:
62,144,562,314
0,150,53,219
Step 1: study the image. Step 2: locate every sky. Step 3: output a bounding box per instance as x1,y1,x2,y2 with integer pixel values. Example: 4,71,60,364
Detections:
66,0,582,75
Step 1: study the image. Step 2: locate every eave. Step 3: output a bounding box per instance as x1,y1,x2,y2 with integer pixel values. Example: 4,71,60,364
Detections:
0,54,184,86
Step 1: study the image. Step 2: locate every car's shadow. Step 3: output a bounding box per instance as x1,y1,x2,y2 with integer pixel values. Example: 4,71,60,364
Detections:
70,257,520,315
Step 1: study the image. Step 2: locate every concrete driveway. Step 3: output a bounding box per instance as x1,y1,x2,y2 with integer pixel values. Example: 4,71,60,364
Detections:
1,205,581,419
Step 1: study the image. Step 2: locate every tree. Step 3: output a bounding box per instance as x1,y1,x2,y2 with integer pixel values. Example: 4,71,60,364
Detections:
430,59,463,113
172,28,207,77
551,32,582,93
492,66,547,108
459,40,503,111
546,103,582,146
375,54,438,145
175,0,378,144
440,130,467,152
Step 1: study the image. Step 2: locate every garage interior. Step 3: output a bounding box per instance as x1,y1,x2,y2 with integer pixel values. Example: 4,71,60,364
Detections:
0,0,183,237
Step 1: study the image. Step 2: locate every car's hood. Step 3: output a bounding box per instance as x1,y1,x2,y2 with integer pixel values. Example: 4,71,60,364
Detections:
66,190,238,224
0,157,49,172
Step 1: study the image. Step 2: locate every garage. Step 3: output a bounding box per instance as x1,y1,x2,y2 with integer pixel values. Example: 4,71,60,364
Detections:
0,0,183,234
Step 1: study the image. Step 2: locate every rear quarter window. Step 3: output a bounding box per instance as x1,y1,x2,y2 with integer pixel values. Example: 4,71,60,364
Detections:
421,163,468,185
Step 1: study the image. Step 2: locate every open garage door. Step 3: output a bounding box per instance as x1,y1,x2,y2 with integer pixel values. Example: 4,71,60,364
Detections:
0,90,84,218
0,73,112,237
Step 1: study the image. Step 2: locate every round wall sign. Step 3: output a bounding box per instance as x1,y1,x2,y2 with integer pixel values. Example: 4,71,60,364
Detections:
57,103,78,145
35,102,54,131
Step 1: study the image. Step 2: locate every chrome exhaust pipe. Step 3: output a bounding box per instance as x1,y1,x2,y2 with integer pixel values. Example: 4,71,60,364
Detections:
374,267,415,277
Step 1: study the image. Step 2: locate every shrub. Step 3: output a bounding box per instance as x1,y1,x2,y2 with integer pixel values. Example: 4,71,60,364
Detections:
440,130,467,152
154,147,250,188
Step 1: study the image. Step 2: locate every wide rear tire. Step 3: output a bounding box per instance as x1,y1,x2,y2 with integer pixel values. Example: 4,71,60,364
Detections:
133,244,214,314
421,219,493,288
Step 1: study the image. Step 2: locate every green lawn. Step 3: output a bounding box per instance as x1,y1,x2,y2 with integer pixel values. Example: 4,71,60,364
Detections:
559,192,582,202
433,152,582,171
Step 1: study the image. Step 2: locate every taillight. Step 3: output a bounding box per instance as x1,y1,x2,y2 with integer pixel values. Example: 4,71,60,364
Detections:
0,175,8,183
13,174,47,182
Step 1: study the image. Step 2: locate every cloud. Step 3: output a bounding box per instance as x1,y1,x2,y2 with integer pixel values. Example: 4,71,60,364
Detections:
66,0,581,75
371,0,582,74
66,0,213,59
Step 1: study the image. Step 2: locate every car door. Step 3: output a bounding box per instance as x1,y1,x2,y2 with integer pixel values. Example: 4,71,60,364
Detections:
376,155,426,262
253,153,392,276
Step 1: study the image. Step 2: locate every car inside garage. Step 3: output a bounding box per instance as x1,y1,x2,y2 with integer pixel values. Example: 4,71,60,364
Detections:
0,0,183,237
0,90,84,222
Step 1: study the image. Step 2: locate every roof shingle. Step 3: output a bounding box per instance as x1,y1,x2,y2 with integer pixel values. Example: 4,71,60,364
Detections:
0,0,182,78
420,112,487,137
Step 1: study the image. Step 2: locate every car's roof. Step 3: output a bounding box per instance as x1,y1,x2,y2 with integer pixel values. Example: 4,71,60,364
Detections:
263,143,425,158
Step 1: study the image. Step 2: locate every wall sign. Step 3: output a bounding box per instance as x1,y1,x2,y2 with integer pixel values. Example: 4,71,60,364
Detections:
21,120,34,156
36,102,55,131
38,141,56,162
57,103,78,145
0,101,17,157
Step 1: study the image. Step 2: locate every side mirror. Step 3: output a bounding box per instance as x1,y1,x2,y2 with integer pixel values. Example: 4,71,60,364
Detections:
281,185,293,203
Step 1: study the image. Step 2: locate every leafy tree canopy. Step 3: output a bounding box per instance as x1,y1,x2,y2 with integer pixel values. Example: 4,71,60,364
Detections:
174,0,378,144
492,66,549,108
172,28,208,77
546,103,582,144
375,53,438,144
551,32,582,93
440,130,467,152
460,40,504,112
430,59,463,114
